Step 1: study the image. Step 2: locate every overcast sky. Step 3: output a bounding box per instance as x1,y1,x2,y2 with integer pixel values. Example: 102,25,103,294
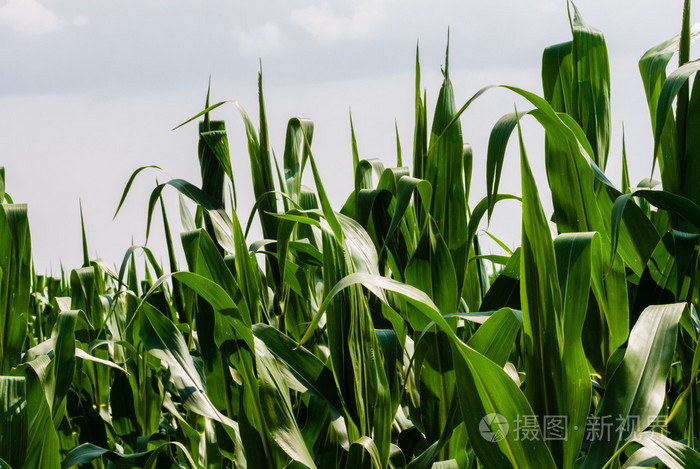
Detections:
0,0,693,272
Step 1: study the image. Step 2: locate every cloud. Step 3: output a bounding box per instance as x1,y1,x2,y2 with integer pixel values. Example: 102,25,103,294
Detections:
232,22,282,54
291,0,388,43
0,0,87,36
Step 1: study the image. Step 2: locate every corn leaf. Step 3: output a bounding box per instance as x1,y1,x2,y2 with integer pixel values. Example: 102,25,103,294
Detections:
307,272,557,468
582,303,686,468
519,113,591,468
569,2,611,168
625,431,700,469
0,377,27,468
138,301,241,439
425,43,468,290
0,204,31,374
254,336,318,468
466,307,521,367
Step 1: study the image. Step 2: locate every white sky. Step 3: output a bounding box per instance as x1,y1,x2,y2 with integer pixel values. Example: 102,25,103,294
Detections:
0,0,692,272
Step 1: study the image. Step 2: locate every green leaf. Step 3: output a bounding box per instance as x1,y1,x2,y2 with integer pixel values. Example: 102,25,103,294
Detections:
74,347,127,373
229,207,262,324
50,310,77,417
13,361,60,469
145,178,222,242
113,165,162,220
305,140,344,243
582,303,687,468
0,167,4,204
283,118,314,206
486,111,529,220
569,1,611,168
61,442,199,469
378,175,432,263
432,460,459,469
138,301,241,438
682,54,700,207
172,99,230,130
405,218,458,327
639,24,700,193
413,43,428,184
254,336,318,468
621,128,630,193
654,60,700,168
319,227,391,465
481,248,521,312
0,377,27,469
624,431,700,469
302,272,557,468
485,87,633,362
252,324,344,416
237,75,279,242
0,203,31,375
466,194,520,259
542,40,573,118
350,110,360,174
466,308,521,367
79,202,89,267
424,43,469,290
61,443,150,468
347,437,383,469
405,217,459,444
179,228,249,323
613,189,700,235
518,111,591,468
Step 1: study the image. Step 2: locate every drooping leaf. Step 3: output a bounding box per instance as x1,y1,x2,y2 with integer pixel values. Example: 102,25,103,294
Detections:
254,336,318,468
582,303,686,468
301,272,557,468
466,307,521,367
138,301,241,440
252,324,344,415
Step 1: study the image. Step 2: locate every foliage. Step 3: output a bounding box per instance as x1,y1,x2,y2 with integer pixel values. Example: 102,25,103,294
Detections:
2,1,700,467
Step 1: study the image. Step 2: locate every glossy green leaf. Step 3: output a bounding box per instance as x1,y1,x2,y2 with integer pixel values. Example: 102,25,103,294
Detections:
303,272,556,468
15,361,60,469
569,1,611,168
320,227,391,466
466,307,521,367
252,324,343,415
347,437,383,469
486,111,529,219
519,113,591,468
582,303,686,468
50,310,77,416
62,441,199,469
624,431,700,469
254,336,317,468
0,204,31,374
639,24,700,193
654,60,700,168
424,42,468,290
138,301,241,438
283,118,314,206
405,218,458,327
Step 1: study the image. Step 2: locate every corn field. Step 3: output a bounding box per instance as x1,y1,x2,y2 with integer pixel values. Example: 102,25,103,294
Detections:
4,2,700,468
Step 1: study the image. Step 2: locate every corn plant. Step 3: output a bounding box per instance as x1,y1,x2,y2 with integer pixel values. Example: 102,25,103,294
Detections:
4,1,700,468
